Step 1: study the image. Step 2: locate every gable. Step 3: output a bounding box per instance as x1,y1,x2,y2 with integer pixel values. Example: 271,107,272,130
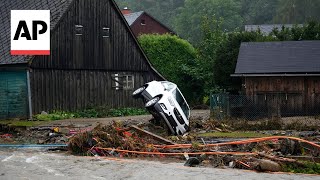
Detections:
29,0,162,75
234,41,320,75
124,11,144,26
124,11,174,36
0,0,73,65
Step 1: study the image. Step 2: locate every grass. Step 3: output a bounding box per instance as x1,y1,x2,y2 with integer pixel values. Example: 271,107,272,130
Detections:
33,107,149,121
0,120,45,127
198,131,269,138
282,161,320,174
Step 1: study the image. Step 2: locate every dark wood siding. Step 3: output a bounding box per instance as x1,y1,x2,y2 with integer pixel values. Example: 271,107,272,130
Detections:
244,76,320,115
30,69,158,113
28,0,163,113
130,13,174,37
30,0,158,73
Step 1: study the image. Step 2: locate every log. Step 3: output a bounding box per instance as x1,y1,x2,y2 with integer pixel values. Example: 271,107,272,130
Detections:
130,125,175,145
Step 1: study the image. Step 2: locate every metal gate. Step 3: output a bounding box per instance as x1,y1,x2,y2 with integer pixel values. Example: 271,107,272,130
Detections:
210,93,229,120
0,71,28,119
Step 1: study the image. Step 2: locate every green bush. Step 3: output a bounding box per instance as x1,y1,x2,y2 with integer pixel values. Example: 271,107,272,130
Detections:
34,111,76,121
138,34,204,104
33,107,149,121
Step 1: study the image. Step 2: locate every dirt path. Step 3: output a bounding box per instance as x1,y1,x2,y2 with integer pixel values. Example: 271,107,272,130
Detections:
37,110,210,128
0,148,319,180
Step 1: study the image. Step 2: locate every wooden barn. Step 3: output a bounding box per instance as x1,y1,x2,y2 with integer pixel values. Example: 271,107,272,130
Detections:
121,8,175,37
0,0,163,119
232,41,320,117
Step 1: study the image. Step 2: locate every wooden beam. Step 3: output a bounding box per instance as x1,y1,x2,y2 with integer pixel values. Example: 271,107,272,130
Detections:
130,125,175,145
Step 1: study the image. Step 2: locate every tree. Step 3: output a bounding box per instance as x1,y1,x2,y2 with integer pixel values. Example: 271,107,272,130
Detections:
214,21,320,92
138,34,203,103
114,0,185,30
173,0,243,45
240,0,280,25
196,16,226,94
274,0,320,24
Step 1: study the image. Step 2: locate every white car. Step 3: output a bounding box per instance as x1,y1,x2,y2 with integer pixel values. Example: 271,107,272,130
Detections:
132,81,190,135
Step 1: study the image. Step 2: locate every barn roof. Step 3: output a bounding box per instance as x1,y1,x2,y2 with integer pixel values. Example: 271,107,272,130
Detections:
0,0,73,65
123,11,175,35
233,41,320,76
124,11,144,26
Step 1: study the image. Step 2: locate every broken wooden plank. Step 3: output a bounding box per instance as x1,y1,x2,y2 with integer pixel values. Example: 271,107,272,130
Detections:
130,125,176,145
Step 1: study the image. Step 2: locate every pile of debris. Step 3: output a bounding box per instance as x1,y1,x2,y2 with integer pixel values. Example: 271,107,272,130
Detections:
68,121,320,174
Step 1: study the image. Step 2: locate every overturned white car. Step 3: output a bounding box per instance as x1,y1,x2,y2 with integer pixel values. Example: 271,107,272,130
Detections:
132,81,190,135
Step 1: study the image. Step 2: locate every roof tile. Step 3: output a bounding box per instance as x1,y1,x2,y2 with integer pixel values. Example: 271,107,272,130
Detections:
235,41,320,74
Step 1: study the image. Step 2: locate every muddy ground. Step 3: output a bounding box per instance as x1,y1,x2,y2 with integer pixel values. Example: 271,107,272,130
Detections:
0,148,319,180
1,110,320,179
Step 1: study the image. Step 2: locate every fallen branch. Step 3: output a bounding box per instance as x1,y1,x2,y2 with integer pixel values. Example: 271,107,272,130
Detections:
130,125,175,145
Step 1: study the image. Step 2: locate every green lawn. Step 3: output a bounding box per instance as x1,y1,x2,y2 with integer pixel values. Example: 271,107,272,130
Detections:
0,120,45,127
198,131,269,138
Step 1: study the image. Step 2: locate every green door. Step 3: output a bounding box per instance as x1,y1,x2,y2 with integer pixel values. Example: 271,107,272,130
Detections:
0,71,28,119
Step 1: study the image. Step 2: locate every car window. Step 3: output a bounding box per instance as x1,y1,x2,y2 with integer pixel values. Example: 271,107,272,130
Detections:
172,88,190,118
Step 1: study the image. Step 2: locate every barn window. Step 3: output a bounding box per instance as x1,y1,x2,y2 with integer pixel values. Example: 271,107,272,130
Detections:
102,27,110,38
123,75,134,90
141,19,146,25
111,74,134,90
75,25,83,35
114,73,120,90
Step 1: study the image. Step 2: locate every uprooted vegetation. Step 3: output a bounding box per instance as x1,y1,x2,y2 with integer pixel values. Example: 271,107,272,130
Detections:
68,119,320,174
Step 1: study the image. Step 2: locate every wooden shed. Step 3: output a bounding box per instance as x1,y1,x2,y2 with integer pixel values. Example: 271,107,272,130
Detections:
0,0,163,119
232,41,320,116
122,9,175,37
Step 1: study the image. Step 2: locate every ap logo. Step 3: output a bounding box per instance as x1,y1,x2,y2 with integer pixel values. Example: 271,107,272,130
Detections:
11,10,50,55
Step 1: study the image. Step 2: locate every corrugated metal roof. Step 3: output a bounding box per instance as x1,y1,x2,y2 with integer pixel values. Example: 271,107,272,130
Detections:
123,11,143,26
245,24,303,35
0,0,73,65
234,41,320,74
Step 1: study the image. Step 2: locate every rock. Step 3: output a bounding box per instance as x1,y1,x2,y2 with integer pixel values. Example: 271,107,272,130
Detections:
41,111,48,115
255,159,281,172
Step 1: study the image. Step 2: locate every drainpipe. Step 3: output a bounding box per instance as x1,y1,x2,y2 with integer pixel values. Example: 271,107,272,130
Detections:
27,70,33,119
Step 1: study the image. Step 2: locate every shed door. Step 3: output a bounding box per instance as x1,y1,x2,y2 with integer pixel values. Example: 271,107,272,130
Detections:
0,71,28,119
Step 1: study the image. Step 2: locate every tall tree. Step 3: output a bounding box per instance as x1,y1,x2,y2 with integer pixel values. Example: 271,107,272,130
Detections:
114,0,185,30
241,0,280,25
173,0,243,45
274,0,320,23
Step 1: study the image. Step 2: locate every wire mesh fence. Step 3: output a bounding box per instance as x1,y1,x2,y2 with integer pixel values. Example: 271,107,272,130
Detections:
210,93,320,127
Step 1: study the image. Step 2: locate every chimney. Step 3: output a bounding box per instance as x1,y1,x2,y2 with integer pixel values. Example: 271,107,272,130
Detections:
121,7,132,15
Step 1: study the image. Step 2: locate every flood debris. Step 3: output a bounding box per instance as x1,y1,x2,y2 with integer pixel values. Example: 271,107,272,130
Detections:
130,125,175,145
3,115,320,175
65,121,320,174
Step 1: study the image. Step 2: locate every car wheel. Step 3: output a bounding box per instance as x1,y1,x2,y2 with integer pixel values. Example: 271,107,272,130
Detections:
145,97,160,108
132,86,145,98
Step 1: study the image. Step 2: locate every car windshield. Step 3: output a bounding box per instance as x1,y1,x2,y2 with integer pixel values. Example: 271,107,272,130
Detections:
172,88,190,118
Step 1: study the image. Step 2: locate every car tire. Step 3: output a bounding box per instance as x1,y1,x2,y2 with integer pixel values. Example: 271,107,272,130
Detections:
145,96,160,108
132,86,145,98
